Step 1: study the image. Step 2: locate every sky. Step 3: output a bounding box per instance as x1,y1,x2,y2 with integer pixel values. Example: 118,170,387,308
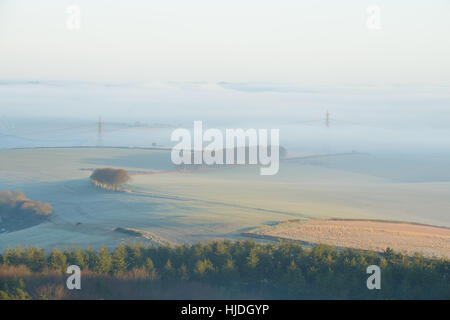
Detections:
0,0,449,85
0,0,449,154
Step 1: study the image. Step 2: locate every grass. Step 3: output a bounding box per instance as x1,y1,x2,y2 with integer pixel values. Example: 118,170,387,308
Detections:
1,147,450,252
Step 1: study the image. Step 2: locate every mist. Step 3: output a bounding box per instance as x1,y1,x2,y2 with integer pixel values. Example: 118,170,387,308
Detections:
1,81,449,155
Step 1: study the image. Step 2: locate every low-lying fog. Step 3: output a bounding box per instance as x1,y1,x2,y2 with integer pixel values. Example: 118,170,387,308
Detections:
1,81,449,156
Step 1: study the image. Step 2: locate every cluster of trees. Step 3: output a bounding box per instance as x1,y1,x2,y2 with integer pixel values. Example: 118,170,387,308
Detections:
0,190,52,216
0,190,52,232
90,168,130,190
0,240,448,299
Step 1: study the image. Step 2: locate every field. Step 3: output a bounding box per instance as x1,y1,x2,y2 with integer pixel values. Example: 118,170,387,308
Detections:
1,147,450,256
243,219,450,258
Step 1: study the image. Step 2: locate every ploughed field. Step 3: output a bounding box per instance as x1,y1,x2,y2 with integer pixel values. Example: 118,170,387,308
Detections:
243,219,450,258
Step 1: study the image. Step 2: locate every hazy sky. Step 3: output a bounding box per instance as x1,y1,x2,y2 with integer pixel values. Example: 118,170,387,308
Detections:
0,0,449,85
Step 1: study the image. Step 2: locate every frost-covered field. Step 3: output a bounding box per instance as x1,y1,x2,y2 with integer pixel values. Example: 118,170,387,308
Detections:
0,147,449,252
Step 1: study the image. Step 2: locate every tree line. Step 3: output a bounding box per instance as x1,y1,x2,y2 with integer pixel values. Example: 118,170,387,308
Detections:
0,240,449,299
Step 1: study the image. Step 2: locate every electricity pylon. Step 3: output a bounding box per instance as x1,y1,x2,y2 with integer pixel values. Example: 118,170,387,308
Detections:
97,116,103,136
96,116,103,147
